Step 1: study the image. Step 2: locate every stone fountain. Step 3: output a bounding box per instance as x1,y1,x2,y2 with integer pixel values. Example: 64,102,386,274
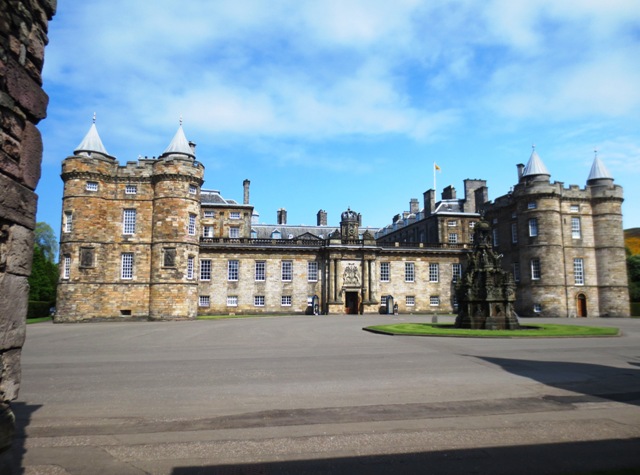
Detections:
454,219,520,330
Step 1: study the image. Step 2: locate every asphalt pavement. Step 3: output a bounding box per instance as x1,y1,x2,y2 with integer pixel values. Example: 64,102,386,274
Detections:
8,315,640,474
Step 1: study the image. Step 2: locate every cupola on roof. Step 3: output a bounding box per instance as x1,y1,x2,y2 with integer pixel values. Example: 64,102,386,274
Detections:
522,146,550,177
587,151,613,182
160,121,195,159
74,115,111,158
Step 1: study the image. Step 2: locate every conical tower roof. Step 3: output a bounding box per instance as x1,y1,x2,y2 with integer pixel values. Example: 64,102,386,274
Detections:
522,147,550,177
74,121,111,158
587,153,613,182
160,123,194,159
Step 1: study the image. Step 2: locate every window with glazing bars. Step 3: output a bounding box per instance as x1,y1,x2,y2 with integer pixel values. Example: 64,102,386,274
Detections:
228,260,239,281
200,259,211,281
188,214,196,236
531,258,541,280
255,261,266,281
380,262,390,282
308,261,318,281
574,258,584,285
429,263,439,282
63,255,71,279
405,262,415,282
452,263,462,283
121,253,133,279
528,218,538,237
281,261,293,281
187,256,194,279
571,217,581,239
123,209,136,235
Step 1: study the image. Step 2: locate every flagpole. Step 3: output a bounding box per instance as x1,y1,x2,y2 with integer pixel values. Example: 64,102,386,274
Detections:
433,162,436,192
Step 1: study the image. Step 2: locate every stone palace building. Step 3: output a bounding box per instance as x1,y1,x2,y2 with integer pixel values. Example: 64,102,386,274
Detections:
55,122,630,321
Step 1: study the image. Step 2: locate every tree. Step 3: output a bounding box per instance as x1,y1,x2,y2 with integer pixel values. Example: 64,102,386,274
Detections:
34,222,58,263
28,222,59,305
627,255,640,302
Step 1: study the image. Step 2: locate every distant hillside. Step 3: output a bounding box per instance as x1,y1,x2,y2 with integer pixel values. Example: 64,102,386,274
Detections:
625,228,640,255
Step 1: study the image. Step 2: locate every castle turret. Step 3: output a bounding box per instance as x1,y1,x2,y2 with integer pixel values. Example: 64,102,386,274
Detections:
74,116,114,160
148,123,204,320
586,153,628,317
57,118,159,321
521,146,551,183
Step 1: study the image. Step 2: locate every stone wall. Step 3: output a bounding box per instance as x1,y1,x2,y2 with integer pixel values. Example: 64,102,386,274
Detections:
484,177,629,317
0,0,56,463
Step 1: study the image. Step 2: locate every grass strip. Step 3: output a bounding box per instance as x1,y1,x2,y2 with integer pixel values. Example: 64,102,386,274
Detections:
364,323,619,338
26,317,52,324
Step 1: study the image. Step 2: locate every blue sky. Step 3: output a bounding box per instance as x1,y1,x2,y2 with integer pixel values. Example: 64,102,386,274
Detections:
37,0,640,236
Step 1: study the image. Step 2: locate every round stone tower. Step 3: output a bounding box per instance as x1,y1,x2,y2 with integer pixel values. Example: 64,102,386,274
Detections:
512,148,567,317
57,120,126,321
148,124,204,320
586,154,629,317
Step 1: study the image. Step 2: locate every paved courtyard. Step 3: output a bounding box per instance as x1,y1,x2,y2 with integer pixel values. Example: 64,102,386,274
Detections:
10,315,640,474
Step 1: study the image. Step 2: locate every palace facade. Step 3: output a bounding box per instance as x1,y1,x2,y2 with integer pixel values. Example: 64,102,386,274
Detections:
55,123,630,321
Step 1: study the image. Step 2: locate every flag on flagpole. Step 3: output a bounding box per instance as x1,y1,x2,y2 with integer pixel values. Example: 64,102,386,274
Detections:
434,163,441,172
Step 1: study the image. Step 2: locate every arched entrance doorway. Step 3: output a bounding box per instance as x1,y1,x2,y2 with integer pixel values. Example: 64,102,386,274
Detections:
576,294,587,317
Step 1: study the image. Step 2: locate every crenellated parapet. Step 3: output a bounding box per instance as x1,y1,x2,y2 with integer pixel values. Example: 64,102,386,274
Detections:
56,122,205,322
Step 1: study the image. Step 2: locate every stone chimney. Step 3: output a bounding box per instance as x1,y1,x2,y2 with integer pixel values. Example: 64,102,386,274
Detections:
317,209,327,226
474,186,489,209
423,189,436,215
517,163,525,183
463,179,487,213
409,198,419,214
442,185,456,200
277,208,287,225
243,179,250,205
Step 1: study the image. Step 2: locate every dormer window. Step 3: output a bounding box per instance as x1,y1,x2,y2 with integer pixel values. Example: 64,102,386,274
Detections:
271,230,281,239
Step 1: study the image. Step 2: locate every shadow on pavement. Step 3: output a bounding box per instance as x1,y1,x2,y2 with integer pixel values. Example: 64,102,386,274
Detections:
171,438,640,475
472,356,640,406
9,402,41,475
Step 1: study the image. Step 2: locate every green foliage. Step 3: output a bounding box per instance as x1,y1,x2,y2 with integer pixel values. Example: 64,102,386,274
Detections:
34,222,58,263
29,244,58,302
28,301,54,319
627,255,640,302
627,255,640,281
631,302,640,317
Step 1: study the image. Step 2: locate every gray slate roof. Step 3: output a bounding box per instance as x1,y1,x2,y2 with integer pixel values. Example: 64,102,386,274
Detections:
587,155,613,181
75,123,111,157
161,125,194,158
201,189,240,206
522,149,550,177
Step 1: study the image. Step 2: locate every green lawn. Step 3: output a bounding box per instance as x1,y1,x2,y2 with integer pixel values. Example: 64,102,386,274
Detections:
364,323,619,338
26,317,52,324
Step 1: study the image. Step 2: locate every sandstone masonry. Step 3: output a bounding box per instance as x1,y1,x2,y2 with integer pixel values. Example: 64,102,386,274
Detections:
56,126,629,322
0,0,55,467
